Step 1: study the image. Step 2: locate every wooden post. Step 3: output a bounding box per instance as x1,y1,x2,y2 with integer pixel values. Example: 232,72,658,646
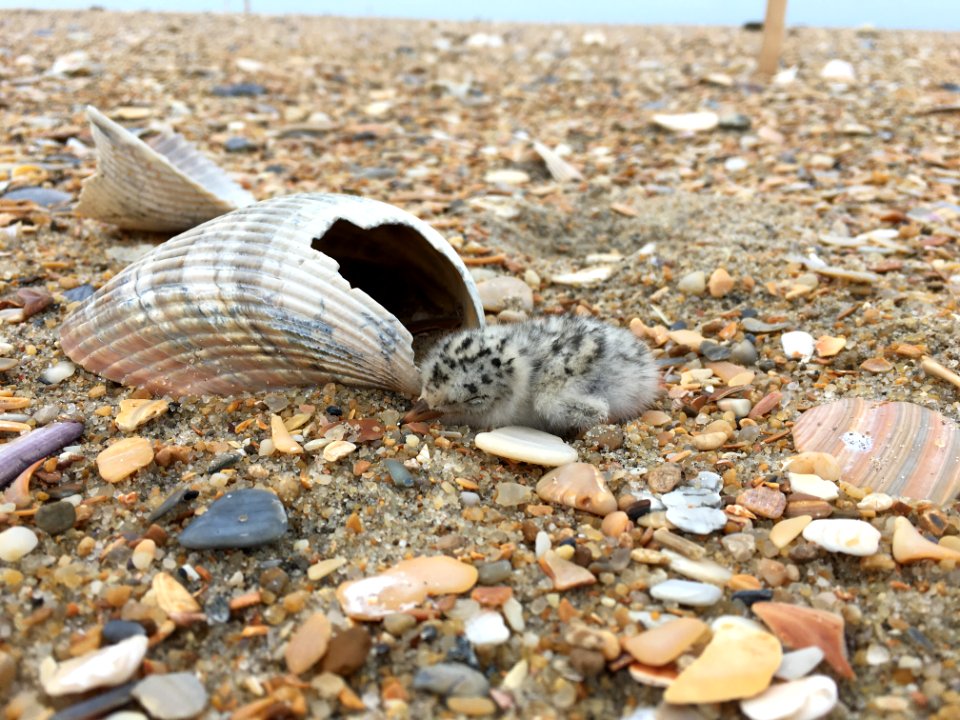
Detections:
757,0,787,76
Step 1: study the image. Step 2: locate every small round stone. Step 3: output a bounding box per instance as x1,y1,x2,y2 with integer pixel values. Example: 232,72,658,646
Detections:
34,500,77,535
0,526,39,562
102,620,147,645
476,559,512,585
413,662,490,697
321,626,371,676
131,672,208,719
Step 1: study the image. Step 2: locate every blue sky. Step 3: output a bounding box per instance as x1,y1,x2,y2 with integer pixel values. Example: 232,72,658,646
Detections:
1,0,957,30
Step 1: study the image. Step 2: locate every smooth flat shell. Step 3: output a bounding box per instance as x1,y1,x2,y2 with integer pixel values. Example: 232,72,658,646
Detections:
179,489,288,549
802,518,880,556
475,426,578,466
792,398,960,504
622,617,708,666
62,193,483,397
650,579,722,607
536,463,617,516
40,635,148,697
76,106,254,232
752,601,854,679
741,675,838,720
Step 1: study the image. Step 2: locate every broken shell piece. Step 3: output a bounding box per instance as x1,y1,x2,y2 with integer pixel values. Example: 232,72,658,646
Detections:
652,111,719,133
536,463,617,516
752,602,854,679
892,516,960,563
815,335,846,358
40,635,148,697
61,193,483,397
781,331,814,362
664,624,781,704
802,518,880,556
782,452,841,481
792,399,960,504
115,398,169,432
539,549,596,591
76,106,255,232
740,675,838,720
532,141,582,183
622,617,708,667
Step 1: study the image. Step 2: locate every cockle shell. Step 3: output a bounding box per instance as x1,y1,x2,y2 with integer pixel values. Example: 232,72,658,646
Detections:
792,398,960,505
75,106,255,232
61,193,483,397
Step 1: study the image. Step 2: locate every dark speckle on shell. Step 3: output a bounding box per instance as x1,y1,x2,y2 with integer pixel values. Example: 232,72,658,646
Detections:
179,489,288,550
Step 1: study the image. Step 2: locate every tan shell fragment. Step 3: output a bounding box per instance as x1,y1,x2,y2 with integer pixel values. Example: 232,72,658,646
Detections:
61,193,483,397
96,437,154,482
115,399,169,432
152,572,201,614
76,106,255,232
536,463,617,516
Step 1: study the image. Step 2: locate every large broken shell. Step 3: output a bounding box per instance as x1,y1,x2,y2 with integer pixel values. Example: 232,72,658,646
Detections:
75,106,255,232
61,193,483,397
792,398,960,505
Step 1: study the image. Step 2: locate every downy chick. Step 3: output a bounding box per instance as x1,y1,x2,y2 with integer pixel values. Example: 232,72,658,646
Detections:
414,316,660,435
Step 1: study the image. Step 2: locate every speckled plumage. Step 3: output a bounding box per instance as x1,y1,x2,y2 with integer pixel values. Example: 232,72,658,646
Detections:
418,316,660,434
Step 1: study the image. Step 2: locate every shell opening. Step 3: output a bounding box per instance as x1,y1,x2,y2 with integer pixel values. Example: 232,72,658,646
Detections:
312,219,480,334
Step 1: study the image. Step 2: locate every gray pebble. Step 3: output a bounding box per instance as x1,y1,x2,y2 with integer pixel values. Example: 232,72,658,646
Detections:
412,662,490,697
2,186,72,207
460,491,480,507
384,459,415,487
132,673,208,720
179,489,287,550
102,620,146,645
729,339,759,365
699,340,731,361
476,559,512,585
35,500,76,535
31,404,61,426
718,112,752,130
740,317,790,333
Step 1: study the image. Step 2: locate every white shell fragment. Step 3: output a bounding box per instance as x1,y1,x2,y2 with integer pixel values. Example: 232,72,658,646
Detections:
802,518,881,556
740,675,838,720
652,111,719,133
474,426,578,466
532,141,582,183
650,579,723,607
781,331,814,362
776,646,826,680
39,635,148,696
76,106,255,232
61,194,483,397
787,473,839,500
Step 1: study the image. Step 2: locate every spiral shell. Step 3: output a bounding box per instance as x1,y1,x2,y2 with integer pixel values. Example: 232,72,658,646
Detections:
60,193,483,397
792,398,960,505
75,106,255,232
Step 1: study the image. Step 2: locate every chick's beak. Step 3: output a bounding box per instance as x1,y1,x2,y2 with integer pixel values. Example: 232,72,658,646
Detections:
402,397,444,424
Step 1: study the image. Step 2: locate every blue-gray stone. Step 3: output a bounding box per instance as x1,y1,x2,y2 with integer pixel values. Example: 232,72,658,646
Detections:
63,284,96,302
2,186,72,207
383,459,415,488
179,489,287,550
412,662,489,697
102,619,146,644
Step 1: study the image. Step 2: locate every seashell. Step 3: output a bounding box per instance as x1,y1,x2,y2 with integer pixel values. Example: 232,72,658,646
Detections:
61,193,483,397
792,398,960,504
802,518,880,556
536,463,617,516
76,106,255,232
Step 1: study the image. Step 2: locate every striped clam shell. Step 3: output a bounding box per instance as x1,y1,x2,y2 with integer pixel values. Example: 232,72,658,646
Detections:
792,398,960,505
75,106,254,232
60,193,483,397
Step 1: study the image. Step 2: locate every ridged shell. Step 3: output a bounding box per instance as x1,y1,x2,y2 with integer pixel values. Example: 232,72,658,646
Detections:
60,193,483,397
75,106,254,232
792,398,960,505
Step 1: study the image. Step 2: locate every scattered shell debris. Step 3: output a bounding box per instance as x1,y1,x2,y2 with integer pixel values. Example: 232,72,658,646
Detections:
1,11,960,720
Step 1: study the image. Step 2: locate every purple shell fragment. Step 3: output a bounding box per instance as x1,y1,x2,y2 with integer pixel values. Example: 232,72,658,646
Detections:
0,421,84,488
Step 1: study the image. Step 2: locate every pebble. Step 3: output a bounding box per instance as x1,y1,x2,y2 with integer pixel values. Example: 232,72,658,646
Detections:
650,579,723,607
412,662,489,697
39,635,148,696
384,459,415,487
770,515,813,549
536,462,617,516
647,463,681,493
475,276,534,312
476,559,512,585
46,683,138,720
285,612,332,674
152,572,201,614
446,697,497,716
35,500,76,534
131,673,209,719
752,602,854,679
892,516,960,563
730,339,759,365
741,318,789,333
721,532,756,562
801,518,880,556
131,538,156,570
102,620,146,645
0,651,13,692
737,486,787,519
383,613,417,636
781,331,815,362
787,473,839,500
2,186,73,207
179,489,288,549
677,271,706,295
474,426,577,466
465,611,510,646
224,136,257,152
569,648,607,677
212,81,266,96
776,646,825,680
622,617,708,666
0,526,39,561
321,626,371,676
493,482,532,506
539,549,596,590
664,625,781,703
322,440,356,462
708,268,734,297
96,437,154,483
740,675,837,720
63,283,96,302
700,340,732,361
662,550,732,585
39,360,76,385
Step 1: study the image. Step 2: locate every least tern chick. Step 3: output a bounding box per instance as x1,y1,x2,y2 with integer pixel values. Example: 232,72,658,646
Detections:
413,316,660,435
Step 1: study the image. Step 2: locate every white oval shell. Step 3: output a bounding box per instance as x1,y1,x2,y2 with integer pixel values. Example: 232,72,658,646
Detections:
61,193,483,397
75,106,255,232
